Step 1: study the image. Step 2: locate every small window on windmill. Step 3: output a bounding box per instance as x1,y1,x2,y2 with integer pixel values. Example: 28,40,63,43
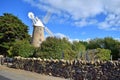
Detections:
40,33,42,36
39,28,42,31
36,28,39,32
39,39,42,41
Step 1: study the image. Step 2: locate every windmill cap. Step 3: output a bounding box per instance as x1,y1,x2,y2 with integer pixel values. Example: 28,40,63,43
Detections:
34,17,44,27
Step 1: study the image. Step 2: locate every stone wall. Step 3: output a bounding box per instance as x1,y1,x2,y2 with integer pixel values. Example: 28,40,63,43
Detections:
11,57,120,80
0,55,4,65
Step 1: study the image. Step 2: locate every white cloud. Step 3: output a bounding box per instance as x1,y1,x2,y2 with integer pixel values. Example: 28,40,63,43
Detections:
81,32,86,35
24,0,120,31
69,38,92,43
102,0,120,14
24,0,103,19
68,38,79,43
54,33,67,39
74,19,97,27
54,33,91,42
52,33,83,42
114,38,120,42
98,13,120,31
74,19,87,27
84,38,91,42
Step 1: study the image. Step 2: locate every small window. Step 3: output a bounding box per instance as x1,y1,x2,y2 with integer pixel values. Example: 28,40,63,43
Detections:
39,39,41,41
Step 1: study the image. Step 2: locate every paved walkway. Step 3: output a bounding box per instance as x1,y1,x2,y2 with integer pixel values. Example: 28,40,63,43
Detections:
0,65,68,80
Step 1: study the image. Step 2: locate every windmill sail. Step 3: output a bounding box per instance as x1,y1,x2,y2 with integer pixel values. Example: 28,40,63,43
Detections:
44,27,54,37
43,11,51,24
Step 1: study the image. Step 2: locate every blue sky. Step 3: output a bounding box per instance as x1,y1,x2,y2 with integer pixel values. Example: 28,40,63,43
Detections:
0,0,120,41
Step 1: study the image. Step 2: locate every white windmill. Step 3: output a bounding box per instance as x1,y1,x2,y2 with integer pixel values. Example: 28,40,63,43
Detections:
28,12,54,47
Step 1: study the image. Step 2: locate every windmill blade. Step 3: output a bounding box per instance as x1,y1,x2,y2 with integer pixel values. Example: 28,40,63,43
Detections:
44,27,54,37
43,11,51,24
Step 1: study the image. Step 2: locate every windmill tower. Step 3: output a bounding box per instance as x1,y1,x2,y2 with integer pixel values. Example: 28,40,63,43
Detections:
28,12,53,47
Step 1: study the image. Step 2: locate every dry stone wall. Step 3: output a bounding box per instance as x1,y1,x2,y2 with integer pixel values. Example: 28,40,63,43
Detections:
0,55,4,65
11,57,120,80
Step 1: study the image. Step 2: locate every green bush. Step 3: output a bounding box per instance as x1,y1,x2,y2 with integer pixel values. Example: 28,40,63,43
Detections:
11,40,35,57
96,48,111,60
34,37,79,60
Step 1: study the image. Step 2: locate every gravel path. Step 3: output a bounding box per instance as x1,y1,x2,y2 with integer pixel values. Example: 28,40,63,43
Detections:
0,65,68,80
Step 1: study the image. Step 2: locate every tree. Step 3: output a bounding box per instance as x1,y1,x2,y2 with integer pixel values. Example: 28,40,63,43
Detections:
86,38,103,49
81,48,111,61
104,37,120,60
0,13,30,56
86,37,120,60
34,37,76,60
72,41,86,59
11,40,34,57
96,48,111,60
40,37,63,59
62,38,76,60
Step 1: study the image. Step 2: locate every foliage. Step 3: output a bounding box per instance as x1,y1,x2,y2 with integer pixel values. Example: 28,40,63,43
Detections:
86,37,120,60
34,37,80,60
96,48,111,60
33,37,118,60
80,48,111,61
11,40,35,57
72,41,86,53
35,37,63,59
0,13,30,56
104,37,120,60
86,38,104,49
72,41,86,59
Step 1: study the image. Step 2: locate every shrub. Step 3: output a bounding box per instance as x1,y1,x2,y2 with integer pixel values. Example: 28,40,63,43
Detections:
11,40,35,57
